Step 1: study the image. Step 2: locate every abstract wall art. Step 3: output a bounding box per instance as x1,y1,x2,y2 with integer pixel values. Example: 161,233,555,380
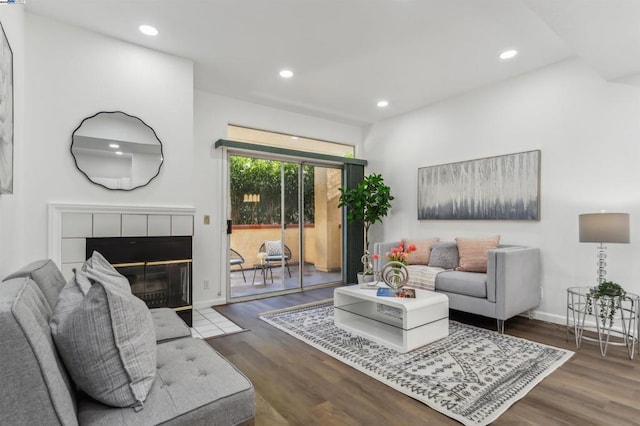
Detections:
417,150,540,220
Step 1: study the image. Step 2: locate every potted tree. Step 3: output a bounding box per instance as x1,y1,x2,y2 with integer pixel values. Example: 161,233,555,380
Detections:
338,173,394,283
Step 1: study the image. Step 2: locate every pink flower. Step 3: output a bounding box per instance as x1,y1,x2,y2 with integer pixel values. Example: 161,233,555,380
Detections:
372,253,380,260
385,241,414,265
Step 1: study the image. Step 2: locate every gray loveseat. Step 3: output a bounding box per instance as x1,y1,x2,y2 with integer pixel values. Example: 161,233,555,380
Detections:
0,260,255,425
373,241,541,333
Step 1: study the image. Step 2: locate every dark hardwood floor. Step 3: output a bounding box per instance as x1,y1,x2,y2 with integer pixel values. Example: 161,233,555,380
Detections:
207,287,640,425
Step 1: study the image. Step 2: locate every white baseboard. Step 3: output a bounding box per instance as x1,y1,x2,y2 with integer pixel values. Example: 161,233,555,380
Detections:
194,297,226,309
527,308,628,334
528,309,566,325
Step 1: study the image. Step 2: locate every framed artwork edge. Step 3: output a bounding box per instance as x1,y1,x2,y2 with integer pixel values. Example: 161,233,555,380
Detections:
0,18,13,194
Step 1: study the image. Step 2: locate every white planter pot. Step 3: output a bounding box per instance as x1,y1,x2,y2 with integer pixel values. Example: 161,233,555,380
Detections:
357,273,375,284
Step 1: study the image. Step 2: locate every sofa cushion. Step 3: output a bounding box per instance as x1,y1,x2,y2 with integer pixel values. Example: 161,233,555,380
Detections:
0,278,78,426
2,259,67,310
455,235,500,272
52,278,157,408
151,308,192,342
403,238,439,265
428,242,459,270
77,337,256,425
436,271,487,298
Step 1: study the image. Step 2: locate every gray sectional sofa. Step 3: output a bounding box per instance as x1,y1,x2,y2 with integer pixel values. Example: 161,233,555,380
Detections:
373,241,541,333
0,259,255,425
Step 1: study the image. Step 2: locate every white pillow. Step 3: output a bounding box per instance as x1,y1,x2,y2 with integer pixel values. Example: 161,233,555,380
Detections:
264,240,283,256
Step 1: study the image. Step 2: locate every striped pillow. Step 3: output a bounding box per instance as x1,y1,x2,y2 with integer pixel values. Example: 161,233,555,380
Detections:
455,236,500,272
403,238,440,265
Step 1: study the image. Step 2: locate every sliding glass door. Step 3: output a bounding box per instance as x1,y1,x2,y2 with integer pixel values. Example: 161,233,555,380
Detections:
227,153,343,300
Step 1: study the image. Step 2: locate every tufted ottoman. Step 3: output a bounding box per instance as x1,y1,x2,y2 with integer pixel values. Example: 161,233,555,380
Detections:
150,308,192,342
77,337,256,425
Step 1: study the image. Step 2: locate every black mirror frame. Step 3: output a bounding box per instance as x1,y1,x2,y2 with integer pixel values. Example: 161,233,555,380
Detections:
70,111,164,191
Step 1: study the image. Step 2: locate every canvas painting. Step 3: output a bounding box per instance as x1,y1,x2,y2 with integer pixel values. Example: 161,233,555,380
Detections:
417,150,540,220
0,20,12,194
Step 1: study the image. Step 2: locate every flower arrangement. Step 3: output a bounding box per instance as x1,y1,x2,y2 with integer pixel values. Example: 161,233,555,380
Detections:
257,252,268,264
372,241,417,266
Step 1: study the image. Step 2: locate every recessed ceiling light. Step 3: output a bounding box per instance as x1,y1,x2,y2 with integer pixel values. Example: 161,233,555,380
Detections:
377,100,389,108
115,151,123,155
499,49,518,60
109,143,120,149
279,69,294,78
139,25,158,36
291,136,299,140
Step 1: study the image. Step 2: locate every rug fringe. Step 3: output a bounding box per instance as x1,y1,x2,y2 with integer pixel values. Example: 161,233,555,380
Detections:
259,298,333,317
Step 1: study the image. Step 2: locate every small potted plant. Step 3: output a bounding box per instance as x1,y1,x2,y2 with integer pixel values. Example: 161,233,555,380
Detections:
586,281,628,328
338,173,394,282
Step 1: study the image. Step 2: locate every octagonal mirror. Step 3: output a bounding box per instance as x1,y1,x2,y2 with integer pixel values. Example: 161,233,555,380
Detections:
71,111,163,191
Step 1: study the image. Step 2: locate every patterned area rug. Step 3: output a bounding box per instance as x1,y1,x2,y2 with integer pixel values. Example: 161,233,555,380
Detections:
259,300,573,426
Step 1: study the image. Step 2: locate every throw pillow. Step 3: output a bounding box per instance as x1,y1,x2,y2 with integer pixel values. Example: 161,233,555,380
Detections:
83,250,131,292
455,235,501,273
51,277,156,408
50,268,92,334
264,240,283,256
428,242,459,270
403,238,440,265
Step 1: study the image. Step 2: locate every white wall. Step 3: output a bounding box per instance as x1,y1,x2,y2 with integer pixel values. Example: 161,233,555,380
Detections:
193,90,363,306
364,57,640,324
0,6,24,276
4,13,194,277
0,12,364,310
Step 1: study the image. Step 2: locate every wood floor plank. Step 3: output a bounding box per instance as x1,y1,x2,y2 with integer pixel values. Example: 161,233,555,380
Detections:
206,287,640,425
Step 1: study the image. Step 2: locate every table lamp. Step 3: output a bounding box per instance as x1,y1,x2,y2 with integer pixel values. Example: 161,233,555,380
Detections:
579,212,630,284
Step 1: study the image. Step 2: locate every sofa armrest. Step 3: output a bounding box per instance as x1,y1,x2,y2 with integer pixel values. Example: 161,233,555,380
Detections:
487,247,541,320
372,241,401,271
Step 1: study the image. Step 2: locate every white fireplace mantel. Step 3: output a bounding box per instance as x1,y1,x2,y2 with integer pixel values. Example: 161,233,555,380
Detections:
49,203,196,278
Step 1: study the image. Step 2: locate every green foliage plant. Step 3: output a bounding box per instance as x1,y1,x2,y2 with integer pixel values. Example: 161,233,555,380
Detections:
586,281,629,328
229,156,314,225
338,173,394,258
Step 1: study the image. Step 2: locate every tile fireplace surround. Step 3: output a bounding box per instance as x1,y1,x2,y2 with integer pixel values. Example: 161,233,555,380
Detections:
48,203,196,280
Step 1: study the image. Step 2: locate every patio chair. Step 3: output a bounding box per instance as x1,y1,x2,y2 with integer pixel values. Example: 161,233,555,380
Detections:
229,248,246,282
259,241,292,278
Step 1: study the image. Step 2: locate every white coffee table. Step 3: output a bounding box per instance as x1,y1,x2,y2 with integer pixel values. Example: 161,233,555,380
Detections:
334,285,449,353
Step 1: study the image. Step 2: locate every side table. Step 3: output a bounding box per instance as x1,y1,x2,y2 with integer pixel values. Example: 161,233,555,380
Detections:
251,263,274,285
566,286,639,359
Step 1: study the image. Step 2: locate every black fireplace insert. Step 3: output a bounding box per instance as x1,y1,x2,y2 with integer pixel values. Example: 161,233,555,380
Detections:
86,236,192,326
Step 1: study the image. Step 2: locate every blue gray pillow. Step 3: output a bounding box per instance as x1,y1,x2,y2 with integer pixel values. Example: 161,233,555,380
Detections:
428,242,459,270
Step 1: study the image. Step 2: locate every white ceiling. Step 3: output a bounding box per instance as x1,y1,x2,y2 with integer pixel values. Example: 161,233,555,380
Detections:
25,0,640,126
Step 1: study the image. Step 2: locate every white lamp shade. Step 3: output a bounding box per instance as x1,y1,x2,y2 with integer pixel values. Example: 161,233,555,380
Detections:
579,212,630,243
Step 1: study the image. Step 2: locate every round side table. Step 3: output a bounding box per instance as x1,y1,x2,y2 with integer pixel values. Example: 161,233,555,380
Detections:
566,286,640,359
